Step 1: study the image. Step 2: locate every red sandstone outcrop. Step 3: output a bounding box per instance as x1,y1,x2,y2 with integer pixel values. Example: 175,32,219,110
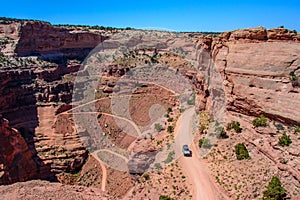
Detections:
217,27,299,42
201,27,300,124
0,115,52,184
14,21,107,58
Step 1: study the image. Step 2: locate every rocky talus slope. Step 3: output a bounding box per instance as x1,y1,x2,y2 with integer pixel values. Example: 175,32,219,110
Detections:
0,180,112,200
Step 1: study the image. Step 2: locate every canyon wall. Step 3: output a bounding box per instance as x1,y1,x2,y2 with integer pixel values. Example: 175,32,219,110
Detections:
200,27,300,124
0,115,54,184
0,19,104,184
15,21,106,60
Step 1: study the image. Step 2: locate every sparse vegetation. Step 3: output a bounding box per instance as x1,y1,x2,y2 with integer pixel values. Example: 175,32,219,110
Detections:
290,71,298,81
167,117,173,122
217,127,229,139
235,143,250,160
164,151,175,164
278,132,292,147
226,121,242,133
180,107,185,113
167,125,174,133
263,177,286,200
252,115,268,127
154,163,162,169
294,125,300,133
199,124,207,134
167,107,172,113
187,93,195,105
159,195,174,200
199,138,212,148
290,71,299,87
72,171,81,179
155,123,163,132
142,173,150,181
198,139,204,147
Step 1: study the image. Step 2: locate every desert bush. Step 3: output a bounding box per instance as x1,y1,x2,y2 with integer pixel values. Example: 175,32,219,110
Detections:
235,143,250,160
278,132,292,147
167,117,173,122
263,177,286,200
252,115,268,127
159,195,174,200
290,71,298,81
164,151,175,164
199,124,207,133
155,123,163,132
167,125,174,133
295,125,300,133
142,173,150,181
226,121,242,133
167,107,172,113
187,93,195,105
198,139,204,147
217,127,229,139
154,163,162,169
180,107,185,113
199,138,211,148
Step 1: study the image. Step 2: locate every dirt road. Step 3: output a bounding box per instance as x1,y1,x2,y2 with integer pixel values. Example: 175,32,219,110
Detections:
90,152,107,192
176,108,226,200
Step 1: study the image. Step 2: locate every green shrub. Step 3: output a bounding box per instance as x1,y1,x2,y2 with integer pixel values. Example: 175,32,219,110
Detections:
154,163,162,169
199,124,207,133
217,127,229,139
159,195,174,200
198,139,204,147
167,125,174,133
199,138,212,149
142,173,150,180
226,121,242,133
290,71,298,81
295,125,300,133
278,132,292,147
167,107,172,113
167,117,173,122
187,93,195,105
155,123,163,132
263,177,286,200
235,143,250,160
180,107,185,113
252,115,268,127
164,151,175,164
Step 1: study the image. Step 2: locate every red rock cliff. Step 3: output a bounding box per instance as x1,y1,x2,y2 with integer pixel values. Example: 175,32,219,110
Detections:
202,27,300,124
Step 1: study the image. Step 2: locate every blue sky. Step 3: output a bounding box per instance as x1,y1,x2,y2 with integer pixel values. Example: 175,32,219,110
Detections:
1,0,299,32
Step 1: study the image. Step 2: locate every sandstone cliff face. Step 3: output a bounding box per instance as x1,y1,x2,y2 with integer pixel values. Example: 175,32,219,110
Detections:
14,21,106,59
0,115,53,184
0,19,100,184
206,27,300,124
